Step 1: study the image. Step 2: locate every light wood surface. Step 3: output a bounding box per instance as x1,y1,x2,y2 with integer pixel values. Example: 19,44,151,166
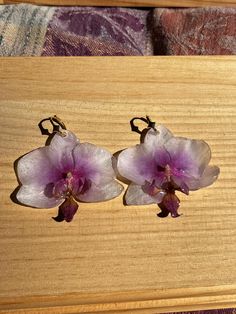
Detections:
0,56,236,313
3,0,236,7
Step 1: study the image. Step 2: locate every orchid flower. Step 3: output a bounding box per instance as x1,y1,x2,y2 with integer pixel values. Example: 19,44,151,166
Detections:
117,117,220,217
15,117,123,222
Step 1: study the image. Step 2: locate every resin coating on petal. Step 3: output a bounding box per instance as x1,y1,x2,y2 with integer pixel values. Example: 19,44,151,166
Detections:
16,126,123,222
117,121,219,218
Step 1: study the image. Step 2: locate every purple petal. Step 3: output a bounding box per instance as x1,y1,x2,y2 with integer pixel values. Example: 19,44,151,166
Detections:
78,180,123,202
117,126,173,187
161,192,180,218
16,185,63,208
48,130,79,172
53,196,78,222
185,165,220,190
154,147,171,168
171,177,189,195
117,145,157,186
73,143,115,185
152,148,171,187
165,137,211,178
17,147,61,187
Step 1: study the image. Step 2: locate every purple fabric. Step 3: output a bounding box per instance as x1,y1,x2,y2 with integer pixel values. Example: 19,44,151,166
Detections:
1,5,235,56
152,8,236,55
42,7,153,56
41,6,236,56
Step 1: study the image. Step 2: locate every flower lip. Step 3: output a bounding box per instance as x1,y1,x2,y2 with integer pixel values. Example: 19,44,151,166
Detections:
159,192,180,218
53,196,78,222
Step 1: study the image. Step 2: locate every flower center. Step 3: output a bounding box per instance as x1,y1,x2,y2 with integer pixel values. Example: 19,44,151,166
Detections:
65,171,73,192
164,164,171,182
157,164,172,182
52,170,91,200
53,171,89,199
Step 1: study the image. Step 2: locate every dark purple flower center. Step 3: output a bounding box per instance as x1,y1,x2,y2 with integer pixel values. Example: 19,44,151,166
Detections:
52,171,91,200
146,164,186,218
51,171,91,223
154,162,189,195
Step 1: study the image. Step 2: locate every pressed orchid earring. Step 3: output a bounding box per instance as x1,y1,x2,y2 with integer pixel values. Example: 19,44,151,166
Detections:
116,116,220,218
14,116,123,222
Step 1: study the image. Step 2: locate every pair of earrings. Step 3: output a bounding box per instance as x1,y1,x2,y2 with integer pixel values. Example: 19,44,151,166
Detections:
14,115,220,222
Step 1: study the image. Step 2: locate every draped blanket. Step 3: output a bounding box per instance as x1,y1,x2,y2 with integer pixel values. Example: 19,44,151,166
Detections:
0,4,235,56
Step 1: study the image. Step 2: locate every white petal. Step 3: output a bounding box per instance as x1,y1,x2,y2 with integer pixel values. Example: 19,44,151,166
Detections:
48,130,79,172
165,137,211,178
78,180,123,202
199,165,220,188
49,130,79,150
125,183,165,205
16,185,63,208
117,145,156,185
17,147,61,187
144,125,173,150
73,143,115,185
186,165,220,190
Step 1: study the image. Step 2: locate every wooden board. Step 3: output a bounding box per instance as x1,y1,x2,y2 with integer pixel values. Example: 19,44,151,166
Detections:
0,56,236,313
2,0,236,7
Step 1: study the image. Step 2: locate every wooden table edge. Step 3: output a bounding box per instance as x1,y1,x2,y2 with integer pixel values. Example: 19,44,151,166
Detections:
1,286,236,313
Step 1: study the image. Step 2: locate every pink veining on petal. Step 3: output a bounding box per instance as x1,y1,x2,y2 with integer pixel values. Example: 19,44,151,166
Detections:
165,137,212,179
117,144,158,186
48,130,79,173
73,143,115,185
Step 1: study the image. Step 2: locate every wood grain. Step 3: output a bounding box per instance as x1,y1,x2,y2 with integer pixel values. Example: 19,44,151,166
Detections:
3,0,236,7
0,57,236,313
